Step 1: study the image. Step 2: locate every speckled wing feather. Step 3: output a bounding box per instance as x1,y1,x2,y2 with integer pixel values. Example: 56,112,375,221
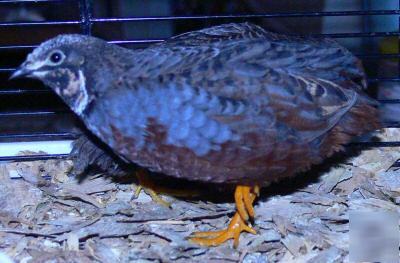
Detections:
156,23,366,89
88,23,380,185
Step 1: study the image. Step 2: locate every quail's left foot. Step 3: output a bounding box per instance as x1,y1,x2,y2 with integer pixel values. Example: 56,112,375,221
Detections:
134,184,171,207
189,185,259,248
134,169,201,208
134,169,171,207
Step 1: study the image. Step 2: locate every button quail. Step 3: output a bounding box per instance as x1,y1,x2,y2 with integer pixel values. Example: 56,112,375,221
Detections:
12,22,381,247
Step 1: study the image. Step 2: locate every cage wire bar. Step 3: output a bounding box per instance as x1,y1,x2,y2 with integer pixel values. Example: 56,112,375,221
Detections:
0,0,400,162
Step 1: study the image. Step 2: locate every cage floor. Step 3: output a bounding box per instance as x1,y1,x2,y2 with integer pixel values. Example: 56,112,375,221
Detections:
0,129,400,262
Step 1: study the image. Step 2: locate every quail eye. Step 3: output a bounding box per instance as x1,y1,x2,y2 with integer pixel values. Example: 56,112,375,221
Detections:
48,50,65,65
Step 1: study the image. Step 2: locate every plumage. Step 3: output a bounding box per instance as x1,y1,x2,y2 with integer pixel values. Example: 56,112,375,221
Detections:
13,22,379,186
12,22,381,247
70,134,135,178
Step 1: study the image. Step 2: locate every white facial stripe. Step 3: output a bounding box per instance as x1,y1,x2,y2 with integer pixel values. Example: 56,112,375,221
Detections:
31,70,50,78
26,60,48,71
73,70,89,116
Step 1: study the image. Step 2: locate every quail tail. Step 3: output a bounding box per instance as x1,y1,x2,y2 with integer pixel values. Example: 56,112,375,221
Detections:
189,185,259,248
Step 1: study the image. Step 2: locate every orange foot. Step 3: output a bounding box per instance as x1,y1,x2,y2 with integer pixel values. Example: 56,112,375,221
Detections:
134,169,200,207
189,185,259,248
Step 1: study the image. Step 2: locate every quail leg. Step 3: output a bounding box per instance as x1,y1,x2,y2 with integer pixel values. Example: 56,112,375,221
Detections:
134,169,200,207
189,185,259,248
134,169,171,207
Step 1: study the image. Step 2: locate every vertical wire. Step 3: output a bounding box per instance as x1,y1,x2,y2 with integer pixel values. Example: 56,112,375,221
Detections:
79,0,92,35
395,1,400,78
361,0,370,53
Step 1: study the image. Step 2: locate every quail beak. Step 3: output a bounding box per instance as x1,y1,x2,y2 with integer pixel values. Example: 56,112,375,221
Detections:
9,61,36,80
9,63,32,80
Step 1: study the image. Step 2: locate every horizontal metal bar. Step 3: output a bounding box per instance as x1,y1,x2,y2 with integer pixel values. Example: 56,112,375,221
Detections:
0,89,50,95
0,132,78,140
91,10,400,23
314,32,400,38
0,40,163,50
0,40,163,53
1,11,397,27
0,45,37,50
2,140,399,162
368,77,400,83
0,68,17,72
114,33,394,41
108,39,164,45
0,110,69,117
0,154,69,162
0,21,80,27
0,0,74,3
66,31,400,43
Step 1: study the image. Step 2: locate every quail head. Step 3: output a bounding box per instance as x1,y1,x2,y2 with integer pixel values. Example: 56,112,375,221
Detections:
11,35,135,116
12,23,381,247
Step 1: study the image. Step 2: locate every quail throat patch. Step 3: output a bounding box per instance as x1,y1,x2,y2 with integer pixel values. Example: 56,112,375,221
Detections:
61,69,89,115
